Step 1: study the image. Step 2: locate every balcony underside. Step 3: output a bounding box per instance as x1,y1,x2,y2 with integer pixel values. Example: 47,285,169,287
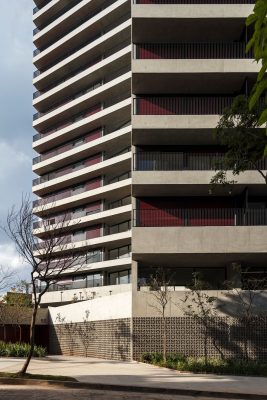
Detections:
33,126,131,175
33,98,131,153
132,226,267,267
33,153,131,196
132,170,267,196
132,69,257,95
132,7,252,42
33,178,131,216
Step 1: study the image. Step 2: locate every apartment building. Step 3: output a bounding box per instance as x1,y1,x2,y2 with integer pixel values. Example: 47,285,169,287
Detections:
32,0,266,360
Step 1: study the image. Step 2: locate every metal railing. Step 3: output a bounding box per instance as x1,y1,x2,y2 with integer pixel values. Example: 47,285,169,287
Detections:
134,42,253,59
33,0,51,15
32,12,130,76
32,128,102,165
33,0,82,28
33,65,129,121
33,4,103,56
133,152,267,171
33,81,102,121
32,147,130,186
133,208,267,227
133,96,235,115
33,102,102,141
33,94,129,142
32,39,129,99
32,172,131,208
134,0,254,4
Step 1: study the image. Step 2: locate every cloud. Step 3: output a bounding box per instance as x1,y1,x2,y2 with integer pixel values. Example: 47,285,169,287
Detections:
0,243,23,270
0,140,31,181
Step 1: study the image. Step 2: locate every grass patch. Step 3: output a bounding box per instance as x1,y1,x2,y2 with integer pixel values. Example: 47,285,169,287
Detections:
142,353,267,377
0,371,77,382
0,341,47,358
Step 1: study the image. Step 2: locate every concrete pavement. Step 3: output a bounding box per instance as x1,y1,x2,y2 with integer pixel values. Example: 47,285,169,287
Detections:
1,356,267,397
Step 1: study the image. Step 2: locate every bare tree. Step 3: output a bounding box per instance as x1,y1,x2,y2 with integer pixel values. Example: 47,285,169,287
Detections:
75,310,95,357
179,272,219,365
1,195,84,375
148,267,172,362
224,264,267,360
56,310,95,357
0,265,15,293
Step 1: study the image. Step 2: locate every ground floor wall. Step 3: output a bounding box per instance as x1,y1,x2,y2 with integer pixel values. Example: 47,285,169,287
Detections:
132,317,267,361
0,325,49,349
48,316,267,362
49,318,131,360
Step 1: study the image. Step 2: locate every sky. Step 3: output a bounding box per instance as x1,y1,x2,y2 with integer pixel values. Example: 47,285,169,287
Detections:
0,0,34,285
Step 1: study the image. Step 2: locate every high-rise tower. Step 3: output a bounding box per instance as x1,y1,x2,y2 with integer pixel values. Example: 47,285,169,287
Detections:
32,0,266,360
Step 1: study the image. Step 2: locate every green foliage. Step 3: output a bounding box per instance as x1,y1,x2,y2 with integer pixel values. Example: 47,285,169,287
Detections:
142,353,267,377
246,0,267,150
0,341,47,358
211,95,267,187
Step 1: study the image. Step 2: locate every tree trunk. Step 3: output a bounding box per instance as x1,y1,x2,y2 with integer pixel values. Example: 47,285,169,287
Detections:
19,325,22,343
162,313,167,363
18,305,38,375
204,325,208,367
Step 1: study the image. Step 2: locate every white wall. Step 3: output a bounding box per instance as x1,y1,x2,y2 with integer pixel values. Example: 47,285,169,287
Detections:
49,290,132,323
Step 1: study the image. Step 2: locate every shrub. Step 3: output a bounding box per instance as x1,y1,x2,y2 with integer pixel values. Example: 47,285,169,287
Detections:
0,341,47,358
141,353,267,377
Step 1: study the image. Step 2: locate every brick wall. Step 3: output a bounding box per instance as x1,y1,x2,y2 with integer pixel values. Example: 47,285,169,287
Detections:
49,318,131,360
133,317,267,361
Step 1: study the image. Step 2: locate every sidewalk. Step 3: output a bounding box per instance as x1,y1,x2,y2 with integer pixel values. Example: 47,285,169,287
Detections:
1,356,267,397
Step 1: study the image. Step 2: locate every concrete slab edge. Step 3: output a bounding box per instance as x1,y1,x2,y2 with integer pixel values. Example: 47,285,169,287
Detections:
0,377,267,399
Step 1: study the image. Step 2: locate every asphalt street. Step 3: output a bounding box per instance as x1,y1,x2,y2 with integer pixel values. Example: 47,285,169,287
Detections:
0,385,253,400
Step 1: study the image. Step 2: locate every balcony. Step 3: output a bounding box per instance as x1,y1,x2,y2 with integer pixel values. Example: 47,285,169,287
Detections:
32,171,131,209
33,12,130,71
35,221,131,253
133,152,267,171
33,128,102,165
133,208,267,227
134,42,253,59
134,0,254,4
133,96,235,115
33,0,51,15
33,0,83,32
34,0,123,56
33,97,131,155
33,81,102,121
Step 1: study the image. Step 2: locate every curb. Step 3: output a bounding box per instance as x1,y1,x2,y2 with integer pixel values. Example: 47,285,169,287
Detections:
0,378,267,399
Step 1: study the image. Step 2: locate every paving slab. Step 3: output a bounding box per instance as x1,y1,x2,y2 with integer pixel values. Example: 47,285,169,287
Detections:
1,356,267,397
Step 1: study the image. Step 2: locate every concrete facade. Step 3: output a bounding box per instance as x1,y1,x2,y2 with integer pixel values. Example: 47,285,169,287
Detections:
32,0,267,360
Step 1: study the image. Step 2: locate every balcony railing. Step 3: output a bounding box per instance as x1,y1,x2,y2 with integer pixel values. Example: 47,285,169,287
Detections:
33,93,129,142
32,171,131,208
33,81,102,121
33,128,102,165
33,0,112,53
134,208,267,227
33,147,130,186
133,152,267,171
32,12,130,76
33,0,51,15
133,96,235,115
134,43,253,59
33,103,102,142
35,221,130,250
33,65,129,122
134,0,254,4
33,0,83,30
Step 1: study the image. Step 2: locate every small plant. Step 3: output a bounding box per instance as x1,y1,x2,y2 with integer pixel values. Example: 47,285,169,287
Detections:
142,352,267,377
0,341,47,358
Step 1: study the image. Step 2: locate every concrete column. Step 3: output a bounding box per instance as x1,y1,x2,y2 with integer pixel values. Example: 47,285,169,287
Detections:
131,260,138,293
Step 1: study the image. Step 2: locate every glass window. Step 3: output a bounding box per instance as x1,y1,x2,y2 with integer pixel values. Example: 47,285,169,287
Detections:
119,270,130,284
